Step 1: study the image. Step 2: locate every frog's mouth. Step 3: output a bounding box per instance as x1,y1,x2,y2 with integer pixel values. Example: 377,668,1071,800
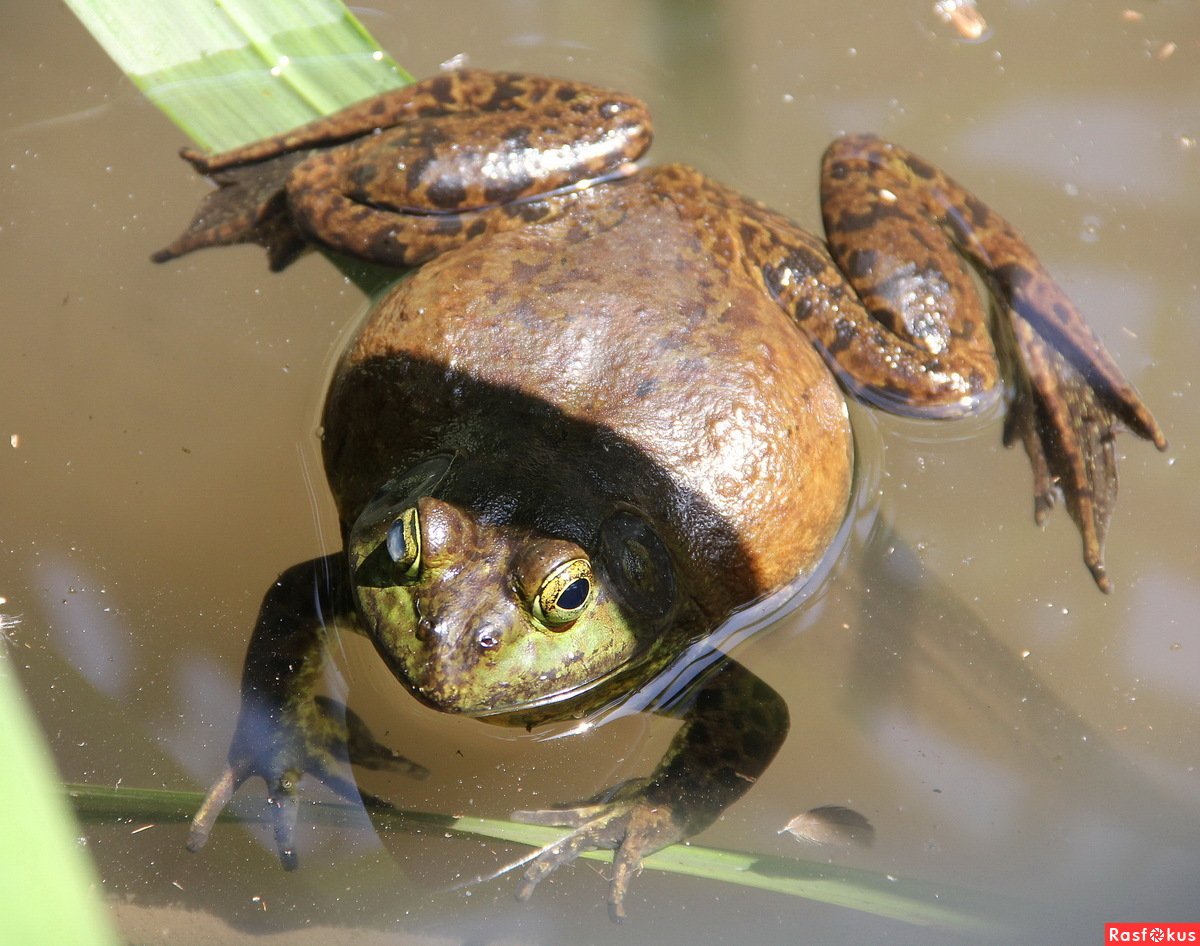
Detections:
385,622,665,725
395,650,645,722
459,660,642,721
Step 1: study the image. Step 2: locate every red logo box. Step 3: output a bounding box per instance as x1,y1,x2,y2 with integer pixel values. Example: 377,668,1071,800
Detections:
1106,925,1200,943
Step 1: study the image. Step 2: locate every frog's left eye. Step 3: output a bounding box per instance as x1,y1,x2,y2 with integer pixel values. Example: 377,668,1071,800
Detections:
385,506,422,579
533,558,594,628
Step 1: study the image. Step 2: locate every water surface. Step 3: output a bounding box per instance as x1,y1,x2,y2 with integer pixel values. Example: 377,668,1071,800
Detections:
2,1,1197,943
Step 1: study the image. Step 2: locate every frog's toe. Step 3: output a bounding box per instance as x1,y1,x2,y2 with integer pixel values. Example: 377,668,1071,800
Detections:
265,772,302,870
179,145,212,173
187,764,244,854
514,826,605,901
608,841,647,923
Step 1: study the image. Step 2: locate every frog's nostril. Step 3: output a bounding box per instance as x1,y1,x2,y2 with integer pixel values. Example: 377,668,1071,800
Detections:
411,599,434,642
476,625,502,651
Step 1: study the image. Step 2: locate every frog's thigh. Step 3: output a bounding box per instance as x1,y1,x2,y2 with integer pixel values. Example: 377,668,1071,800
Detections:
816,138,1001,415
285,153,563,267
656,162,1000,418
187,70,624,173
821,138,996,354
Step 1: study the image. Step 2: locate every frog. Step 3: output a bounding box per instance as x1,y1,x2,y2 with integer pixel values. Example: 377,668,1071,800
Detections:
154,69,1165,919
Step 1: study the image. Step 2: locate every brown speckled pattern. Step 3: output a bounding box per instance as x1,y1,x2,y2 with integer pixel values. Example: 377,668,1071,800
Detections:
818,135,1165,589
157,70,1165,916
154,71,651,269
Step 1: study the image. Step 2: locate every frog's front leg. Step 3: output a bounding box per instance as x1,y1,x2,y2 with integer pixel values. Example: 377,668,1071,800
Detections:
154,70,651,270
189,555,428,867
511,658,787,921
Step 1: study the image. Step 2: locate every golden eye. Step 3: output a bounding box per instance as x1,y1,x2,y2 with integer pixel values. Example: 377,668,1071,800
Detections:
533,558,594,628
385,506,421,579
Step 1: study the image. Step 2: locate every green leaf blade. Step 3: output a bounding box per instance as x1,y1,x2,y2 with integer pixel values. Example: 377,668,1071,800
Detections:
0,663,121,946
65,0,411,150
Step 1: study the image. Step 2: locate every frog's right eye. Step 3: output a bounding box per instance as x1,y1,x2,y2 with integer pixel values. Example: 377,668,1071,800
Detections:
386,506,422,579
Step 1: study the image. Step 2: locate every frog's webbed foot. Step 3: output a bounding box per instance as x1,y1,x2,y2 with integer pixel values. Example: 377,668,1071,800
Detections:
152,150,311,270
972,222,1167,591
512,779,682,923
186,690,350,869
188,692,428,869
992,288,1165,591
187,752,305,870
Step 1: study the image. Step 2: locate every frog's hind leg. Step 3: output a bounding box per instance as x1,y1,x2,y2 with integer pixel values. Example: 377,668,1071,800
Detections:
176,70,647,175
280,145,583,268
660,161,1005,419
818,135,1165,590
155,70,651,269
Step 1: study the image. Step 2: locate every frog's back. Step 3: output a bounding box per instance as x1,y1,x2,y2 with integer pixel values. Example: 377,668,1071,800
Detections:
324,174,852,600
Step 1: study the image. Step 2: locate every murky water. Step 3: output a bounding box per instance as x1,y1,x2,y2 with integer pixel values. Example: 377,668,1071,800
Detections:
3,1,1198,943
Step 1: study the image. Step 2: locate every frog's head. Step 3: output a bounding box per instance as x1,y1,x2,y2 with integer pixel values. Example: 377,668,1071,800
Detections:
347,457,678,717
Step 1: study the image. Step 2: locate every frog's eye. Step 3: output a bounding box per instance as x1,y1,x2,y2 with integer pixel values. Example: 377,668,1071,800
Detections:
385,506,422,579
532,558,594,628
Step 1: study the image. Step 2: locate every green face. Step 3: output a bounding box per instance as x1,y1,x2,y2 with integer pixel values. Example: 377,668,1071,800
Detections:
347,457,679,717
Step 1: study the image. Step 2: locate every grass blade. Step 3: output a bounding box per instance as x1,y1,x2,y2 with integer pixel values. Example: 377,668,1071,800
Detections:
67,782,1011,935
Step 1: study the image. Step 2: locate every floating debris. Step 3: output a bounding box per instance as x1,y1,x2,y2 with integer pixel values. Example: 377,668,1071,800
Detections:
780,806,875,847
933,0,990,42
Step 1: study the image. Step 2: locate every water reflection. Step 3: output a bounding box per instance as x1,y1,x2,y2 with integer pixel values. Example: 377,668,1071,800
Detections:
840,518,1200,930
42,559,133,698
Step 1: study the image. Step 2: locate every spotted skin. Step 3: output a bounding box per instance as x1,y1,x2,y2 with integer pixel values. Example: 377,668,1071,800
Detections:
818,136,1165,589
153,70,650,269
157,70,1164,918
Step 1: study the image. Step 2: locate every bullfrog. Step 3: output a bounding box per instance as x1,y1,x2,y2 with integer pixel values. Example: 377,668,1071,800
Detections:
155,69,1165,919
